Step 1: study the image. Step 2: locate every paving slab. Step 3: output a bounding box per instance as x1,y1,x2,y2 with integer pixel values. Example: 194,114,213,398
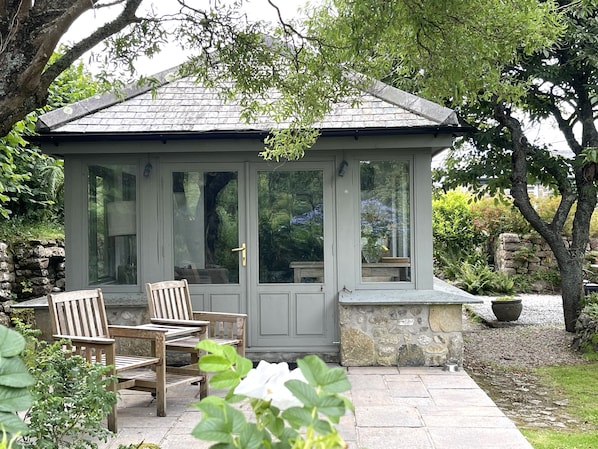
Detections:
96,367,533,449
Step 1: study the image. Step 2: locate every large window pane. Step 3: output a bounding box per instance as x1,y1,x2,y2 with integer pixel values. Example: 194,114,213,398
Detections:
173,171,239,284
258,171,324,283
88,164,137,285
360,161,411,282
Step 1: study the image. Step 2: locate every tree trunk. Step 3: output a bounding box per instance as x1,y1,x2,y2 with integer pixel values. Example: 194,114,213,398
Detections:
559,258,584,332
494,102,589,332
0,0,144,137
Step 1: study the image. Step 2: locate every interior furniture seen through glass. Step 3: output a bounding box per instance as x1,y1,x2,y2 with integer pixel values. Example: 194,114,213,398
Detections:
88,164,137,285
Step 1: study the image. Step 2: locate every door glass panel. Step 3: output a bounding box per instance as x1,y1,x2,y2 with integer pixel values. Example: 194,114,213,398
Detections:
172,171,239,284
360,160,411,282
258,170,324,283
88,164,137,285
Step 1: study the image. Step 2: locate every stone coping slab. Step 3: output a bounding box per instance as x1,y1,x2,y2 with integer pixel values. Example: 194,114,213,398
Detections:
339,289,481,305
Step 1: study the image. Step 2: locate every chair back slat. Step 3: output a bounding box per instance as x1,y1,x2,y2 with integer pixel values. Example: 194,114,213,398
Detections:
146,279,193,321
48,289,109,338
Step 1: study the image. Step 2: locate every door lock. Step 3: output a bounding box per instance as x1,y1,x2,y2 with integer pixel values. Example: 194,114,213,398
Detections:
232,243,247,267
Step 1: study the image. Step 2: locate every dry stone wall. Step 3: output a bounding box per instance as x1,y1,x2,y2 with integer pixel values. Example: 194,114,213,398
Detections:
494,233,558,276
573,311,598,355
0,239,65,302
495,233,598,275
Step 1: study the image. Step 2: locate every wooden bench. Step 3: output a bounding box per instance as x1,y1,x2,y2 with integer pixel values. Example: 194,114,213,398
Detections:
48,289,205,432
146,279,247,361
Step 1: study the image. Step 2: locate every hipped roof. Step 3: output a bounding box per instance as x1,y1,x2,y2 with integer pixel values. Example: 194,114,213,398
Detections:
35,66,464,142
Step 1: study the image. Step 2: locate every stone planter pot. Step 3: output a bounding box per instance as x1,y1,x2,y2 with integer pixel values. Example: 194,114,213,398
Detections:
491,298,523,322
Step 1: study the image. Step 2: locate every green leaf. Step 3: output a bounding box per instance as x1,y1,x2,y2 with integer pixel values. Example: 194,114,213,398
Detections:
284,379,319,408
315,395,347,421
221,344,239,364
209,370,242,390
0,357,34,388
312,418,335,436
236,357,253,377
194,395,228,416
239,422,269,449
281,407,314,428
0,410,29,435
0,327,25,358
298,355,350,393
197,339,227,356
199,354,233,372
0,386,33,412
192,417,235,443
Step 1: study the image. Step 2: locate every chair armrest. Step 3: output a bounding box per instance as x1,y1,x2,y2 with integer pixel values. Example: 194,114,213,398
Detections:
108,325,167,340
150,318,210,327
191,311,247,321
53,334,115,345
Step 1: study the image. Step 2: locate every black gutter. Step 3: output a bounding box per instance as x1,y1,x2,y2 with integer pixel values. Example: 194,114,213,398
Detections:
28,125,471,145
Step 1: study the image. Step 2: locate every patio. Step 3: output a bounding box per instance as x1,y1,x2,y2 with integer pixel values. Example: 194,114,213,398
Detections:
97,366,532,449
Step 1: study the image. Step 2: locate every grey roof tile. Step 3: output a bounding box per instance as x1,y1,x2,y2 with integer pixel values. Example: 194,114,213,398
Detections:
36,67,461,135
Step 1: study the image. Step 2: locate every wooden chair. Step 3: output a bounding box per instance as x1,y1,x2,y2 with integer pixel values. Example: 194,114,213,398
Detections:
47,289,205,432
146,279,247,365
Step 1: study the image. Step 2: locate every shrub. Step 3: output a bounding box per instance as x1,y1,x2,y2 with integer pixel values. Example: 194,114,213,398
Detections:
432,191,486,279
15,322,116,449
193,340,353,449
0,326,34,438
455,261,514,295
469,196,531,240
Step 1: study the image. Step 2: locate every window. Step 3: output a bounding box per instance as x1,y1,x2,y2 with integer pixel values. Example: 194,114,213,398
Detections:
360,160,411,282
172,171,239,284
88,164,137,285
258,170,324,283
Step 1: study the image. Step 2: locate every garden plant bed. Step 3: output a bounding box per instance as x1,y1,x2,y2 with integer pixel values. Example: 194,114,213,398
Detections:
462,312,593,431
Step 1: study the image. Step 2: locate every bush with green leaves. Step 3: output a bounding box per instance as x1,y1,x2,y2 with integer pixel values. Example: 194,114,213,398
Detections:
14,322,116,449
468,195,532,241
193,340,353,449
0,325,34,439
432,190,486,279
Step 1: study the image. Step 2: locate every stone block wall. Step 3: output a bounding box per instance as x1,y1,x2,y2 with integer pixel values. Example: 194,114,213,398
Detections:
494,233,557,277
495,233,598,288
0,239,65,301
339,303,463,367
573,311,598,355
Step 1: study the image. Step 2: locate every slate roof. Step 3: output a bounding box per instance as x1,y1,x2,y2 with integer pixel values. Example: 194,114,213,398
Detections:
35,66,462,139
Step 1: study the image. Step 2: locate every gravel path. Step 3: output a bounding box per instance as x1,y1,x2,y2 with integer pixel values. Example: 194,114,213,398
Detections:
463,293,593,431
468,293,565,326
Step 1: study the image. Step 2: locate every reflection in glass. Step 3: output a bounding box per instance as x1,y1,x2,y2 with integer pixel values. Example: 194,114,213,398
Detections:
360,161,411,282
258,171,324,283
172,171,239,284
88,164,137,285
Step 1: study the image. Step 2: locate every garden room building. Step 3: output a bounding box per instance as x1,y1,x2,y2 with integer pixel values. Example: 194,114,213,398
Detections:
33,67,480,366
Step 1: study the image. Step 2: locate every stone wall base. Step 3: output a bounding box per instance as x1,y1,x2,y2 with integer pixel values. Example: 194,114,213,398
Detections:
339,303,463,367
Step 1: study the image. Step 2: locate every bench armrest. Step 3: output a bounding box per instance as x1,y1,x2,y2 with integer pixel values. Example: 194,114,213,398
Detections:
53,334,115,345
150,318,210,327
108,325,167,340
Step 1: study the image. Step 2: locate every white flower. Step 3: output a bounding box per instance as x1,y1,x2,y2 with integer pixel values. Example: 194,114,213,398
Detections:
234,360,307,410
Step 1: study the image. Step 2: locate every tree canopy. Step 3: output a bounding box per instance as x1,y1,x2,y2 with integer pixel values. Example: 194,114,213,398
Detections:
0,52,99,219
1,1,563,155
434,0,598,331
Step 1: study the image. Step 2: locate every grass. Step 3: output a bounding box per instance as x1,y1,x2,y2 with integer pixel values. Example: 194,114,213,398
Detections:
522,430,598,449
0,218,63,243
522,363,598,449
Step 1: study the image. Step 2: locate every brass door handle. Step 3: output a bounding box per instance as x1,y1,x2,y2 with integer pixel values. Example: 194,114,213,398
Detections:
232,243,247,267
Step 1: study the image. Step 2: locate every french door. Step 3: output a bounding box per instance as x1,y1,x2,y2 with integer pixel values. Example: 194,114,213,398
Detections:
164,161,337,353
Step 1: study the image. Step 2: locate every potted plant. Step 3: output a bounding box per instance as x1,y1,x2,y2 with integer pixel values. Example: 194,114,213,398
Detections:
491,295,523,322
